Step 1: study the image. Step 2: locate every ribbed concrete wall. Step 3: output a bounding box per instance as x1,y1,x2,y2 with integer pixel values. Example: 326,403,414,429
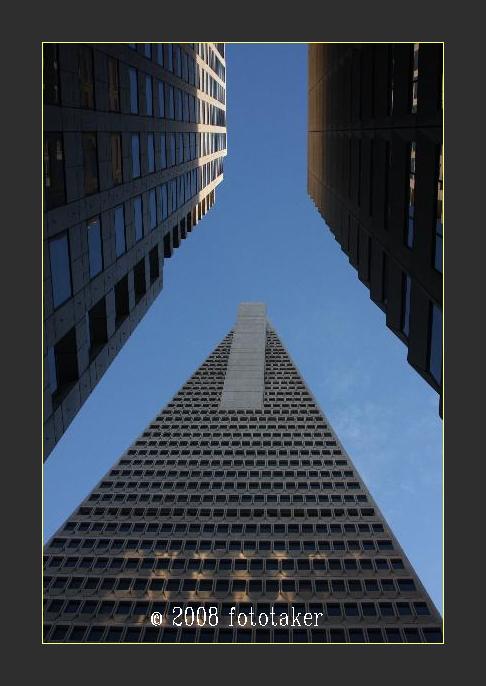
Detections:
220,302,266,410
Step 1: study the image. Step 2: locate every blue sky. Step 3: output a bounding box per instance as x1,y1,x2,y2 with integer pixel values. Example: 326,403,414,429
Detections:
44,44,443,613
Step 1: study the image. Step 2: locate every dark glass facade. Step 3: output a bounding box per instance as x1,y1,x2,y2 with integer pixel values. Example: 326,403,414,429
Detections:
43,43,227,458
308,43,443,415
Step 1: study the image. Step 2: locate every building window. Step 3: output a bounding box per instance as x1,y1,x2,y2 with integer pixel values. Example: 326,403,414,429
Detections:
167,133,176,167
44,44,60,105
176,133,184,165
181,50,188,82
147,133,155,173
160,184,168,220
134,258,147,304
145,75,153,116
44,133,65,210
111,133,122,185
87,297,108,361
184,133,191,162
82,132,99,195
144,44,152,59
87,217,103,278
114,205,126,257
108,57,120,112
114,275,130,328
156,45,163,66
49,232,72,308
401,273,411,338
160,133,167,169
129,68,138,114
158,81,165,118
388,44,394,116
149,245,159,284
131,134,141,178
166,85,175,119
133,196,143,242
406,141,416,248
411,43,419,113
423,628,442,643
175,88,183,121
174,45,182,77
79,45,95,109
435,145,443,273
428,303,442,385
165,45,174,72
49,327,79,408
149,189,157,229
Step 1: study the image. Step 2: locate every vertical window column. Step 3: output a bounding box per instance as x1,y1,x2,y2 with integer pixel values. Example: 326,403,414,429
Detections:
79,45,95,109
411,44,419,113
434,146,443,273
145,75,153,116
131,134,141,178
129,68,138,114
111,133,122,185
87,217,103,278
133,196,143,242
428,304,442,385
114,205,126,257
44,133,66,210
406,141,416,248
108,58,120,112
49,232,72,308
401,274,411,338
147,133,155,174
82,132,99,195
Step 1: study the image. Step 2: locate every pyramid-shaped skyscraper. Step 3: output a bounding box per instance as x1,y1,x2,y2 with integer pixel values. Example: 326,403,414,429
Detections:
44,303,442,643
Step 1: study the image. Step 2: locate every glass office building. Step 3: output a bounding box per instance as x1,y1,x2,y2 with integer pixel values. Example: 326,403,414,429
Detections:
308,44,443,414
43,43,227,458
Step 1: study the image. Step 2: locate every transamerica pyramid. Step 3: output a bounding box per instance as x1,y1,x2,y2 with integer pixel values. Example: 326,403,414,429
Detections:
43,303,442,643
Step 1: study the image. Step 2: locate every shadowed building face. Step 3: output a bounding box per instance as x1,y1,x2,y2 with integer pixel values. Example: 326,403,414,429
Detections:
43,43,227,458
308,43,443,415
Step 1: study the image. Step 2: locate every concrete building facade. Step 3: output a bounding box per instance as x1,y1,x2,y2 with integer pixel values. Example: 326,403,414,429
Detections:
43,303,442,643
308,43,443,414
43,43,227,458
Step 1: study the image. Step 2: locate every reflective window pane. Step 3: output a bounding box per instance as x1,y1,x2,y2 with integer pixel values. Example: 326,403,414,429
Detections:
160,133,167,169
429,304,442,384
158,81,165,118
133,196,143,242
129,68,138,114
401,274,411,338
147,134,155,173
82,132,99,195
406,142,416,248
114,205,126,257
435,145,443,273
87,217,103,278
49,233,72,308
131,134,140,178
145,75,153,116
149,189,157,230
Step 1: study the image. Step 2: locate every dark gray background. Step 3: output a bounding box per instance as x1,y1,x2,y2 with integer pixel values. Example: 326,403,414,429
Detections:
5,0,473,678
